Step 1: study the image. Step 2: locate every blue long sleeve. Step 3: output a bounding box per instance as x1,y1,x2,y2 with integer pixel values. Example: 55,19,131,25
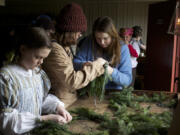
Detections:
110,45,132,87
74,36,132,90
73,37,93,70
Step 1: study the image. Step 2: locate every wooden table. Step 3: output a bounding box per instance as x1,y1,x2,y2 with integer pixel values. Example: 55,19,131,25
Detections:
67,90,177,134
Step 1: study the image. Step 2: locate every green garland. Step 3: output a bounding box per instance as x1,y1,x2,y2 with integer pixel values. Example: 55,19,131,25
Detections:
80,63,112,101
31,120,77,135
31,119,109,135
70,108,110,123
109,87,177,108
30,87,175,135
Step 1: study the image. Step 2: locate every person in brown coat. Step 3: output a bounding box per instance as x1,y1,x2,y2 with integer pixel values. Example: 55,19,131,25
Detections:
42,3,108,108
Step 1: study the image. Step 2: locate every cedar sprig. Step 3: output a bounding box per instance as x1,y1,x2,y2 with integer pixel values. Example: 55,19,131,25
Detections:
80,63,112,101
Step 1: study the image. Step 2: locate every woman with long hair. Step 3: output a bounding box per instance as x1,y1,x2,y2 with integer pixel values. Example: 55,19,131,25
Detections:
74,16,132,90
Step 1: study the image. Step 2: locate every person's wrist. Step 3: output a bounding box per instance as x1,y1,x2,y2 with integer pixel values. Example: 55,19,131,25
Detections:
40,116,46,121
56,104,65,113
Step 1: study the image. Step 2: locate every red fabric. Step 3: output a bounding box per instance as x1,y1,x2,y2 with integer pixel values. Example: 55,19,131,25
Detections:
128,44,138,57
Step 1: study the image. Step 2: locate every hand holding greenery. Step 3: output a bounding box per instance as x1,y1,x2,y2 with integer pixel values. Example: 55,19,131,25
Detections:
80,63,112,101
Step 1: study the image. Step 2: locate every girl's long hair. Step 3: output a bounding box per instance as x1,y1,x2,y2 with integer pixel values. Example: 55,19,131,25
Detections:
92,16,121,67
55,32,78,47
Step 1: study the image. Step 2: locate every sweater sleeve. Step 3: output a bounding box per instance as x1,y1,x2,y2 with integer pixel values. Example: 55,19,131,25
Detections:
42,94,65,114
111,45,132,86
0,110,38,135
43,42,105,91
0,74,39,134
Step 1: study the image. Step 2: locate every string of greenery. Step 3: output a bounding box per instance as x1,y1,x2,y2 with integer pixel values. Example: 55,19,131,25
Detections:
30,120,109,135
79,63,112,101
30,87,176,135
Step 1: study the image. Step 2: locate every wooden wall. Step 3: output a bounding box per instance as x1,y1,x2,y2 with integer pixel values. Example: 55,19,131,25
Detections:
0,0,153,44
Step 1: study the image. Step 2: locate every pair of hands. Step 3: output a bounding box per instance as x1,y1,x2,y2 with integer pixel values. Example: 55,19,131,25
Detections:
40,105,72,125
83,58,113,75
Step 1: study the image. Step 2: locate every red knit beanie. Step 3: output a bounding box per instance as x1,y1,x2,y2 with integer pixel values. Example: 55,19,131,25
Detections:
56,3,87,32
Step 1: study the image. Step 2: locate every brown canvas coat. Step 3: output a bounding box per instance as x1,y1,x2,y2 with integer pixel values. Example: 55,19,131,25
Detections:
43,42,105,108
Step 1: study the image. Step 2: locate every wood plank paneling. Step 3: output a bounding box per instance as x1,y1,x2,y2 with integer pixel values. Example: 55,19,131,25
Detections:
0,0,5,6
0,0,153,43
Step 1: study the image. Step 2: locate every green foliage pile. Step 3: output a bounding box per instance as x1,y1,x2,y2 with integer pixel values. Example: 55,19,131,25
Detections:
31,120,109,135
74,87,175,135
71,107,172,135
31,120,76,135
105,87,174,135
80,63,111,101
31,87,176,135
109,87,177,108
70,108,109,122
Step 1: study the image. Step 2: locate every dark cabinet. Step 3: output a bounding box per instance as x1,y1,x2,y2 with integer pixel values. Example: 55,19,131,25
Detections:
144,0,176,91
